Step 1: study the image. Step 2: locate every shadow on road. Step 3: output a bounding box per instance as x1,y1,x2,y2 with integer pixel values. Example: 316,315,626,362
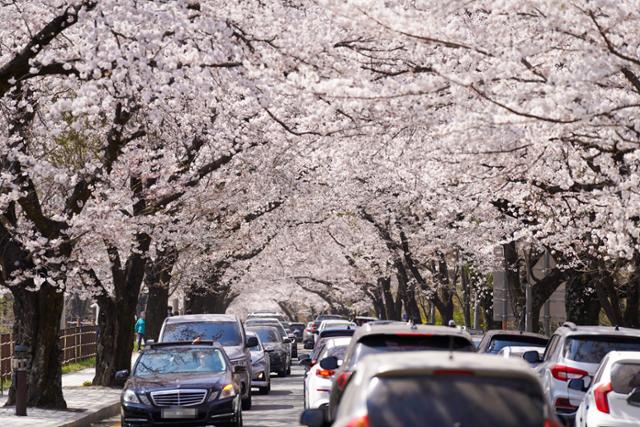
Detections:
251,403,295,411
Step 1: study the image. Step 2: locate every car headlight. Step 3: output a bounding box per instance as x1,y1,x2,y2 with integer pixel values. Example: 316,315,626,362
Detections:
216,383,236,400
123,389,140,404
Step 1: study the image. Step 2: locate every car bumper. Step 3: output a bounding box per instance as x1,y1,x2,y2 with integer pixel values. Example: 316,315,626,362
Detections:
121,396,239,426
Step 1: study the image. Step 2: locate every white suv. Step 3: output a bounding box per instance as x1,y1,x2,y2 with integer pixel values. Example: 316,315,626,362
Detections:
576,351,640,427
528,322,640,425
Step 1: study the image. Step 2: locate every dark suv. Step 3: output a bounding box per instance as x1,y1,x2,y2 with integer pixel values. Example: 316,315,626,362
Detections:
158,314,256,410
116,342,244,427
247,325,292,377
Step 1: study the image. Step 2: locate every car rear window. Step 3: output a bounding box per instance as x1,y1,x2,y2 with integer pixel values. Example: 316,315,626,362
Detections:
161,322,242,346
487,336,548,354
611,363,640,395
248,327,281,344
564,336,640,363
367,375,544,427
348,335,474,369
320,345,348,361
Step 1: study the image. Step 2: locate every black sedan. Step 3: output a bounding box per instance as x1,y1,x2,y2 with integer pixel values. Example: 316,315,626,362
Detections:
116,341,244,427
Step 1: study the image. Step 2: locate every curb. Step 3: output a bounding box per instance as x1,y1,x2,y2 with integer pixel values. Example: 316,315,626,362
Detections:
58,401,120,427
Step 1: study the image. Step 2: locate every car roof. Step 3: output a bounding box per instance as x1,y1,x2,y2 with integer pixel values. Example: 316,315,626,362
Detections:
604,351,640,363
324,336,352,348
351,323,473,344
163,314,238,323
246,325,280,333
356,351,537,381
554,323,640,337
482,330,547,339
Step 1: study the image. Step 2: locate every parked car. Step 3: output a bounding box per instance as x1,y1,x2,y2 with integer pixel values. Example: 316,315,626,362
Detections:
326,323,476,420
530,322,640,425
308,314,348,339
303,337,351,411
575,351,640,427
245,317,296,359
289,322,305,342
158,314,256,410
301,351,562,427
116,341,244,427
477,329,548,354
246,331,271,395
246,325,292,377
498,345,546,366
300,328,357,373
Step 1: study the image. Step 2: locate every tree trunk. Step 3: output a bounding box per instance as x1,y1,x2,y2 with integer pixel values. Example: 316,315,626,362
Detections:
461,266,471,327
144,245,177,341
93,233,150,386
378,277,400,320
396,262,421,322
566,272,601,325
7,284,65,408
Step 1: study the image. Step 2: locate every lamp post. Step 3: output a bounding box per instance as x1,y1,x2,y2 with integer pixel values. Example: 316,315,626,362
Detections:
12,344,29,416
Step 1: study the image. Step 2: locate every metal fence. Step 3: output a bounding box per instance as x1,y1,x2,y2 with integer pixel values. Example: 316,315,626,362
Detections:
0,325,97,383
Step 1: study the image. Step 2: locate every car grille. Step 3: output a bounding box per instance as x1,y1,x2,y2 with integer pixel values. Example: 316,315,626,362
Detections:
150,389,207,407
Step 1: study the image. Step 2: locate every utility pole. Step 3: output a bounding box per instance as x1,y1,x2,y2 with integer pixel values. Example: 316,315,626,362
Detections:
543,250,552,335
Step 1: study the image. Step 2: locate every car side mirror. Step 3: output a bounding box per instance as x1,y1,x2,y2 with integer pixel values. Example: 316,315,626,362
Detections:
299,354,311,366
283,337,292,344
319,356,339,370
628,387,640,407
234,365,247,374
115,369,129,387
300,408,327,427
246,336,259,347
522,350,541,364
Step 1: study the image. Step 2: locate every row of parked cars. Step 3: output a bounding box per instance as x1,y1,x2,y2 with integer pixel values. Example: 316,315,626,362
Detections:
299,318,640,427
115,311,300,427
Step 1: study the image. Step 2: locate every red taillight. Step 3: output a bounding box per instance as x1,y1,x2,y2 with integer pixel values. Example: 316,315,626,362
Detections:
594,382,613,414
316,369,335,378
543,418,563,427
309,360,316,368
336,371,352,390
345,414,369,427
550,364,588,382
554,398,578,412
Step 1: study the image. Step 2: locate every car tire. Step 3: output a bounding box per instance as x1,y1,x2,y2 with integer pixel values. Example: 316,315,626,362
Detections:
259,382,271,395
241,391,252,410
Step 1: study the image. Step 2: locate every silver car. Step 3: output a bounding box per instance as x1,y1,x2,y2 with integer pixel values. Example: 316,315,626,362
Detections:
246,331,271,395
529,322,640,425
301,351,562,427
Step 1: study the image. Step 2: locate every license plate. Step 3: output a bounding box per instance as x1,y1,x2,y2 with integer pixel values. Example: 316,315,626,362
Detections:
161,408,198,419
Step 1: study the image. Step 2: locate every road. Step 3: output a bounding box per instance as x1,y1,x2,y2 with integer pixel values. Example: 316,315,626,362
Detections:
92,350,305,427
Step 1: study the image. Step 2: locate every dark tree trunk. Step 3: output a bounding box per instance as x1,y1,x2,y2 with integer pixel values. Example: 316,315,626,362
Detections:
94,233,151,386
378,277,400,320
7,284,65,408
396,262,421,322
144,245,178,341
185,284,239,315
461,266,471,327
503,242,524,326
623,254,640,328
566,272,601,325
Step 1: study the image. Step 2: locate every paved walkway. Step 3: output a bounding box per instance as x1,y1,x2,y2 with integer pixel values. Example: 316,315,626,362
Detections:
0,354,138,426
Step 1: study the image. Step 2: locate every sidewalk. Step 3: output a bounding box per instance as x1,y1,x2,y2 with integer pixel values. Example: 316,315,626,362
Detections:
0,354,138,426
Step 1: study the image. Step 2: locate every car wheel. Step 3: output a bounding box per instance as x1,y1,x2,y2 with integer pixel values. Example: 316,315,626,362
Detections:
241,391,252,410
259,382,271,395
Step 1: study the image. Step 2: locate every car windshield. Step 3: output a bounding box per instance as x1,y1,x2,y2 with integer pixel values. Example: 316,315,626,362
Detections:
249,328,281,344
367,375,544,427
348,335,474,369
611,362,640,394
134,348,226,377
564,336,640,363
486,336,548,354
247,321,286,336
161,322,242,346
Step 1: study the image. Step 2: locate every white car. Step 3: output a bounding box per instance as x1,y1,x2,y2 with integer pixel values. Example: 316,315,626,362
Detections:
498,345,545,365
576,351,640,427
304,336,351,410
315,320,356,344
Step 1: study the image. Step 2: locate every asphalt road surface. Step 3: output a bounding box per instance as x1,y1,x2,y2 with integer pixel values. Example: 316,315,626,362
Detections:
92,349,305,427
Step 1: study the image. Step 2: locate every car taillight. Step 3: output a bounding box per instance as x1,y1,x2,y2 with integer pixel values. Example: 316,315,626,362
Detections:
345,414,369,427
543,418,563,427
594,382,613,414
550,364,588,381
336,371,352,390
316,369,335,378
554,398,578,412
